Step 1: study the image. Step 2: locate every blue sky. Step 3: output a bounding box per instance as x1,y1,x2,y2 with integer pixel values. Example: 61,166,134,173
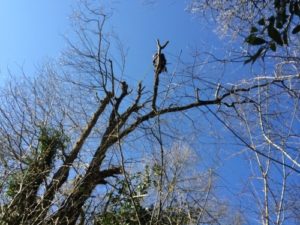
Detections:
109,1,230,83
0,1,225,79
0,0,73,74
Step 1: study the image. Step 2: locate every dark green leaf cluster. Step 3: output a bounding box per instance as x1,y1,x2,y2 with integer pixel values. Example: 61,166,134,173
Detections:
95,167,151,225
245,0,300,64
94,166,195,225
7,126,69,198
3,126,69,224
38,126,69,167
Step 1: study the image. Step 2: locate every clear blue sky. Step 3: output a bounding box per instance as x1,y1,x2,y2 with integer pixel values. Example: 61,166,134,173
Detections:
0,0,251,217
0,1,225,79
0,0,73,74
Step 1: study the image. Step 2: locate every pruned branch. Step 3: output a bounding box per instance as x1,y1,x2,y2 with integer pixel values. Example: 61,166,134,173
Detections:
152,39,169,111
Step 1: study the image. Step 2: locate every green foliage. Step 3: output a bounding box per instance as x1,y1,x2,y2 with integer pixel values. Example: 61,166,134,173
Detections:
268,21,283,46
38,126,69,167
6,126,69,199
270,42,277,51
245,35,266,45
292,24,300,34
95,166,152,225
6,171,24,198
94,165,197,225
258,18,266,26
245,1,300,64
244,47,266,64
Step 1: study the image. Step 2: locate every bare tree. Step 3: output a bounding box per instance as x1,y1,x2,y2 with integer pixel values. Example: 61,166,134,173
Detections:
0,1,299,225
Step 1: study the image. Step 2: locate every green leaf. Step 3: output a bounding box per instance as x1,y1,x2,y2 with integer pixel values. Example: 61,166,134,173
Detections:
295,3,300,16
276,21,283,29
253,47,265,62
270,42,276,52
283,30,288,45
268,16,275,25
244,58,253,64
258,18,265,26
276,6,288,27
289,2,295,14
292,25,300,34
268,24,283,45
244,47,265,64
274,0,279,8
245,35,266,45
250,26,258,33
